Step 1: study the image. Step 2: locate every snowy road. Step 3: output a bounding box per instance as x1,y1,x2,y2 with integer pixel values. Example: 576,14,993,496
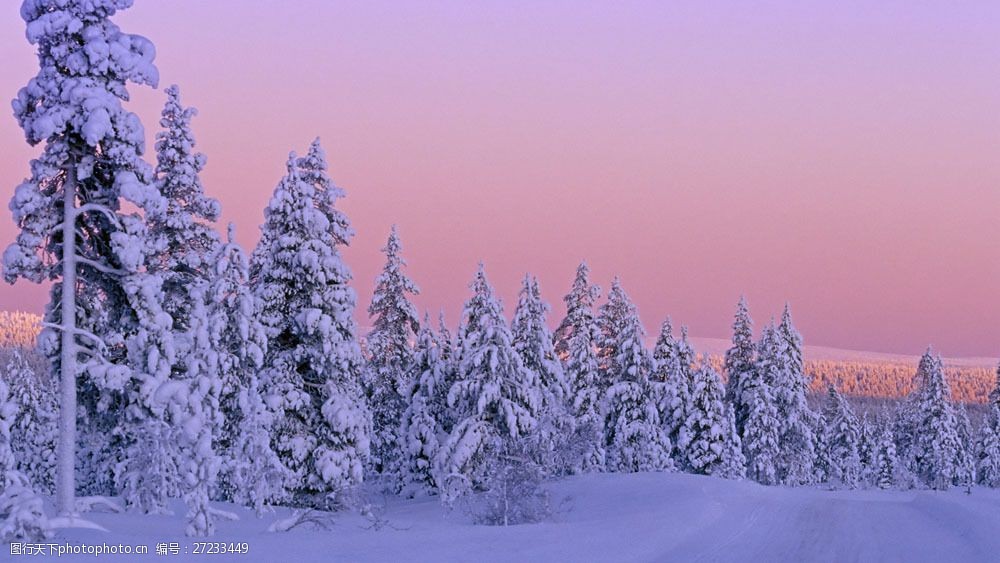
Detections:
51,472,1000,562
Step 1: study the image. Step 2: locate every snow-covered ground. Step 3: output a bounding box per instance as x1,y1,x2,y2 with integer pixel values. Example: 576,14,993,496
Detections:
37,472,1000,562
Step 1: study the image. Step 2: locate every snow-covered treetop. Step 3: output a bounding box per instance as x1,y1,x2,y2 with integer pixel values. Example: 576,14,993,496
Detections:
598,278,653,384
5,0,163,284
652,318,680,380
511,274,567,406
916,348,952,404
297,138,352,246
778,303,803,378
451,264,538,440
724,297,755,380
553,261,601,357
367,225,420,365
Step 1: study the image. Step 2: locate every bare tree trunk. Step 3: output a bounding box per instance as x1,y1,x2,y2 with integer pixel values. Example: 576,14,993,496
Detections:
57,165,77,516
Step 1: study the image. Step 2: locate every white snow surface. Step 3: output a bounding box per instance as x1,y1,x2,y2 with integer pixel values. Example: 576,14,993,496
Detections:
39,471,1000,562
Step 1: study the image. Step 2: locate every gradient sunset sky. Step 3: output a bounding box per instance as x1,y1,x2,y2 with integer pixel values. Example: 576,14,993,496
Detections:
1,1,998,356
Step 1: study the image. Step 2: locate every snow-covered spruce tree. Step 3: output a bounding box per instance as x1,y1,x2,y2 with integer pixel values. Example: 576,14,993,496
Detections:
954,403,976,489
400,316,444,497
435,265,539,506
148,84,220,332
741,324,782,485
511,275,574,475
874,423,900,489
5,350,57,494
251,151,369,507
724,296,755,437
169,287,224,537
857,413,877,484
811,412,832,484
976,404,1000,487
4,0,171,516
428,312,461,435
719,404,747,479
117,88,233,516
651,318,691,465
210,226,285,514
772,305,816,485
0,376,50,542
908,350,963,490
682,362,734,476
600,280,673,473
365,225,420,493
823,385,861,488
554,262,604,472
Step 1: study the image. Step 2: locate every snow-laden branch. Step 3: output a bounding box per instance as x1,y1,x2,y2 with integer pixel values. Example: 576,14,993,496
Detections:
41,323,110,355
76,256,127,277
74,203,124,229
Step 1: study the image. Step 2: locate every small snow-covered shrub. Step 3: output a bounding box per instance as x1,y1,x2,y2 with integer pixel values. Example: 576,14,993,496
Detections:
466,445,552,526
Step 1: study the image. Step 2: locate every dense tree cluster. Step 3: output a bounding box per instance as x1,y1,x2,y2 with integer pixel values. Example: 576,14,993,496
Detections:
2,0,999,540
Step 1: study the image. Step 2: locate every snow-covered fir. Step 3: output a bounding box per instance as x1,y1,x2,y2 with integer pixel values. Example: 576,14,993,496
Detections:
771,306,817,485
822,385,862,488
435,265,540,505
365,226,420,493
554,262,604,472
251,150,369,506
906,350,965,490
741,324,783,485
4,350,57,494
651,318,691,466
682,361,743,477
399,316,445,498
724,296,756,438
598,280,673,473
510,275,574,475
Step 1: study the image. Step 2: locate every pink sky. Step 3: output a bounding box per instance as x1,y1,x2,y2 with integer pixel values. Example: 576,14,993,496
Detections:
1,1,999,356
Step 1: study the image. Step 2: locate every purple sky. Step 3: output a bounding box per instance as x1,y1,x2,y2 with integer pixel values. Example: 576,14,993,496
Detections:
1,1,999,356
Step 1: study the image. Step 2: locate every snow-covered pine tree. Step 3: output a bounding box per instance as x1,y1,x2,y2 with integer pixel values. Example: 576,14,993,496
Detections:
773,305,816,485
435,265,539,505
0,376,50,542
908,350,963,490
682,361,732,475
976,404,1000,487
365,226,420,493
741,323,782,485
5,350,57,494
511,275,573,475
251,150,369,506
724,297,755,438
400,316,444,497
600,280,672,473
4,0,171,516
874,423,900,490
823,385,861,488
651,318,690,465
554,262,604,472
